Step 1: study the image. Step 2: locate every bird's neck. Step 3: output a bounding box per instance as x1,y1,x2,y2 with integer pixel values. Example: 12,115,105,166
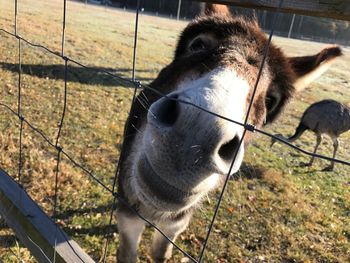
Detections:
346,107,350,130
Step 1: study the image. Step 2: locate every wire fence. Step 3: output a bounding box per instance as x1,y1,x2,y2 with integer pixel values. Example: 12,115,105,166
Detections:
0,0,350,262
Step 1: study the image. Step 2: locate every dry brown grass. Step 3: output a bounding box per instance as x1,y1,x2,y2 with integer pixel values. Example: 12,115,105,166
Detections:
0,0,349,262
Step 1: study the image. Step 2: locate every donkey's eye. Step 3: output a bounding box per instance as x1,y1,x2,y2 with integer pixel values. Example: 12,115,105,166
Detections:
247,56,258,66
189,38,207,52
265,95,277,112
265,96,275,112
265,96,274,111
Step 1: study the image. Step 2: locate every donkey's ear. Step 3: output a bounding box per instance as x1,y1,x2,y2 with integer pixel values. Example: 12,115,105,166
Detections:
289,46,342,91
202,3,230,16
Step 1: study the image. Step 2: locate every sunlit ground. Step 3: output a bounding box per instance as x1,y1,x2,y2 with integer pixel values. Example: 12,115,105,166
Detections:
0,0,349,262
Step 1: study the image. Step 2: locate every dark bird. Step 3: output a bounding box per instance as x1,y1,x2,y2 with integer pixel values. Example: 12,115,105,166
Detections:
271,100,350,171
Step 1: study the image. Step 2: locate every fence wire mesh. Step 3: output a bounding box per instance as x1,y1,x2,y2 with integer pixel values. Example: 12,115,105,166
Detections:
0,0,349,262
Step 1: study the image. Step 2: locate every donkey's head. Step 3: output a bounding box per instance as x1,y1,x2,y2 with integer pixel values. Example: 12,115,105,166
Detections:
126,4,341,211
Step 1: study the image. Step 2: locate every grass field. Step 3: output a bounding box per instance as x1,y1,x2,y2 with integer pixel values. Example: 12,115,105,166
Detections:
0,0,350,262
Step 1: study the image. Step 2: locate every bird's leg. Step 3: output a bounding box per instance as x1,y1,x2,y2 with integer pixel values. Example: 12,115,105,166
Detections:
305,134,322,167
323,137,339,171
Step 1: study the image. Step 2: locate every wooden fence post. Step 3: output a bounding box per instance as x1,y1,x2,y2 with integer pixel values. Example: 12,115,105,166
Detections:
0,169,95,263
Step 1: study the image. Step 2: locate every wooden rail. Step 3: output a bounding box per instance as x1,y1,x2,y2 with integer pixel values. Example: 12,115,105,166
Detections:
198,0,350,21
0,169,94,263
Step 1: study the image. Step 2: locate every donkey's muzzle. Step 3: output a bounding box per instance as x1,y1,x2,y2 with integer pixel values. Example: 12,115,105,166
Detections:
147,92,244,174
150,94,179,127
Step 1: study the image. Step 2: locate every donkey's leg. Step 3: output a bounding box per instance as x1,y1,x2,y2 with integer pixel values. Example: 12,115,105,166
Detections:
151,214,191,263
117,210,145,263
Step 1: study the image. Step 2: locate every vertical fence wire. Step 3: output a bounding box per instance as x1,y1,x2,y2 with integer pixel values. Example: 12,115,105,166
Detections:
16,1,22,185
101,0,141,261
14,0,18,35
61,0,67,56
52,1,69,261
15,0,22,209
14,0,25,260
55,58,68,147
52,58,68,262
198,0,284,261
131,0,140,82
52,149,61,263
17,39,21,117
17,38,23,185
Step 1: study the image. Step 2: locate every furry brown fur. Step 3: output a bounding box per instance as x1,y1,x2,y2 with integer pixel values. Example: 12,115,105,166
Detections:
116,4,341,263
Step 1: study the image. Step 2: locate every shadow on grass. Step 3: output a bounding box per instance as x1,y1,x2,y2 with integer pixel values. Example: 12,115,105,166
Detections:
63,224,118,236
55,203,119,236
0,62,155,87
0,235,17,248
55,203,117,220
232,162,267,180
0,203,119,243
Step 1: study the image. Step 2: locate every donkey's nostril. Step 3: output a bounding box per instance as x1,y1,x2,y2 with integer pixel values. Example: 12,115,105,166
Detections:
218,136,241,161
154,95,179,126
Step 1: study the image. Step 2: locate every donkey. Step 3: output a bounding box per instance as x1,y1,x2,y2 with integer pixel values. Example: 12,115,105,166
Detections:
116,4,341,263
